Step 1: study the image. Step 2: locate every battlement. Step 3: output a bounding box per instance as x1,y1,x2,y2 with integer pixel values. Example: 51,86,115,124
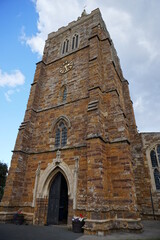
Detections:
48,8,103,39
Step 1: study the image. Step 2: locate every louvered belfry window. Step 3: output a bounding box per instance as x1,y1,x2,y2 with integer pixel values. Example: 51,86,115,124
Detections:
150,145,160,190
55,121,67,148
72,34,78,50
62,39,69,54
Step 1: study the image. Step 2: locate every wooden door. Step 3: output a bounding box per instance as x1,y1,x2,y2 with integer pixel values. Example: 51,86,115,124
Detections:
47,173,61,225
59,174,68,223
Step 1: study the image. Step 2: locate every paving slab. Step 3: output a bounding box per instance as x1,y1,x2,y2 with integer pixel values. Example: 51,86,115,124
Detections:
0,220,159,240
77,220,160,240
0,224,82,240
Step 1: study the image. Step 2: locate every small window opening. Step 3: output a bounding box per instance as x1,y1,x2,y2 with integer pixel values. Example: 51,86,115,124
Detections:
63,86,67,102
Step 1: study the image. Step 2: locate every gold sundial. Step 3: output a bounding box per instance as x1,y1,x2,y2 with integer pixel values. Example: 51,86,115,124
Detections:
59,61,74,74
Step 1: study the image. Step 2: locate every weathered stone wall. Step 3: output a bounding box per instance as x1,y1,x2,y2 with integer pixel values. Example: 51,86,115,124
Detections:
0,8,152,234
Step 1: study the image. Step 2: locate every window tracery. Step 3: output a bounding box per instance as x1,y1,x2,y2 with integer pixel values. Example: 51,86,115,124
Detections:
150,145,160,190
55,121,67,148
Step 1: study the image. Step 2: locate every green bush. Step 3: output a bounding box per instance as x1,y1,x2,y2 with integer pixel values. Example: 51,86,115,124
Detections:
0,162,8,201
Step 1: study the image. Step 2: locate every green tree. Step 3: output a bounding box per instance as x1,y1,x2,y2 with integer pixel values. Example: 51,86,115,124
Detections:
0,162,8,202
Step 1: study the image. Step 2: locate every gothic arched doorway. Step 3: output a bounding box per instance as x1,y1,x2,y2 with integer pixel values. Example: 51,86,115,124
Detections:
47,172,68,225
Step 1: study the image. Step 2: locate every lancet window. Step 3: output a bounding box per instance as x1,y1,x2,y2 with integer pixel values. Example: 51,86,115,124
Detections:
62,85,67,102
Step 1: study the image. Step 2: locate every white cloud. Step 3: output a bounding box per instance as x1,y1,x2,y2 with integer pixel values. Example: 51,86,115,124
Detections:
0,69,25,88
22,1,133,56
4,89,20,102
98,7,132,44
138,38,160,62
26,35,45,56
20,26,45,56
133,96,144,113
21,0,82,56
4,90,14,102
23,0,155,64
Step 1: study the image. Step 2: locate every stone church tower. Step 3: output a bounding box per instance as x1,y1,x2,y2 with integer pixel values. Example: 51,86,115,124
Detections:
1,9,160,235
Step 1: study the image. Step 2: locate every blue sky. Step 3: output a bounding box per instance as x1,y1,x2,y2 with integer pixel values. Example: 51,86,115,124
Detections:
0,0,38,166
0,0,160,167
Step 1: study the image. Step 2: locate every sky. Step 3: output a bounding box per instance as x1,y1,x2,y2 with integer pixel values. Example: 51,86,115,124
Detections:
0,0,160,167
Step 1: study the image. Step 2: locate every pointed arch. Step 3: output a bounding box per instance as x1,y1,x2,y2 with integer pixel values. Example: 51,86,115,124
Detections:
47,171,68,225
51,115,71,132
37,160,74,199
49,116,71,149
51,116,71,148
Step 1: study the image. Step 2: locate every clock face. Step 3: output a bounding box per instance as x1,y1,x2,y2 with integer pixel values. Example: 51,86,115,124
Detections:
59,61,74,74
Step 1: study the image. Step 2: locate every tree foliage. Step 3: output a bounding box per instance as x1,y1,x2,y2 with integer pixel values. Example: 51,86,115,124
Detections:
0,162,8,202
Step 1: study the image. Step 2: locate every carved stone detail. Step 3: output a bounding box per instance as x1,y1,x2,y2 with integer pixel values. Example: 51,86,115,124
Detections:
53,150,62,165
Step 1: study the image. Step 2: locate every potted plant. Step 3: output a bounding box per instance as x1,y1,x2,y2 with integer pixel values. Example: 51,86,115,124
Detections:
72,214,86,233
13,209,24,225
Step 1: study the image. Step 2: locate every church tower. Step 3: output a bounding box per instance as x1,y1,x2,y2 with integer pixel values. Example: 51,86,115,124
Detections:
0,9,143,234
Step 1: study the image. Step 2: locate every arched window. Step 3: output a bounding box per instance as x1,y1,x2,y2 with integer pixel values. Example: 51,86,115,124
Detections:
55,121,67,148
72,34,79,50
150,145,160,190
62,39,69,54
